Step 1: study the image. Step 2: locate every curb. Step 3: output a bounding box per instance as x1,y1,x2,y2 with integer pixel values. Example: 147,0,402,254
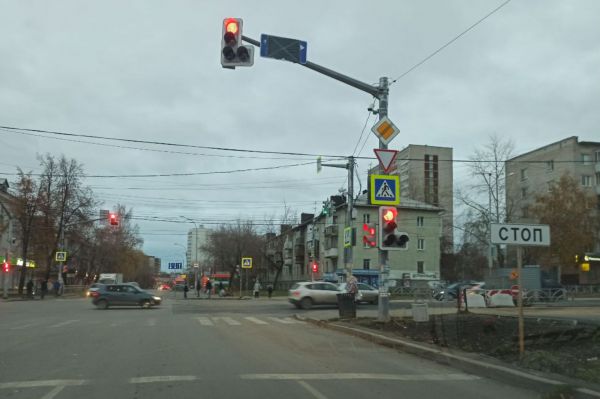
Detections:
295,315,600,399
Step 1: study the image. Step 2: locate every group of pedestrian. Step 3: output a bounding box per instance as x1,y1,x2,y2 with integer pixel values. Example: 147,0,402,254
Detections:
184,278,222,299
24,278,60,299
252,280,274,299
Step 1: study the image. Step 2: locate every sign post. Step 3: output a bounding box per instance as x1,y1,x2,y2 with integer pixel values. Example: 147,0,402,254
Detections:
241,257,252,298
491,223,550,358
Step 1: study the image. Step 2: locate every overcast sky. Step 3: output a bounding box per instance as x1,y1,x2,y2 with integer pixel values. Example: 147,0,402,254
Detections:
1,0,599,269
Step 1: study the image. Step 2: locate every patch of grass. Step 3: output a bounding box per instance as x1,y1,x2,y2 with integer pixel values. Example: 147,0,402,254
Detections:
541,385,575,399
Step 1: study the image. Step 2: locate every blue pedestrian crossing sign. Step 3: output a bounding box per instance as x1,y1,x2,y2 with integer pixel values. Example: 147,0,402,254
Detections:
370,174,400,205
241,257,253,269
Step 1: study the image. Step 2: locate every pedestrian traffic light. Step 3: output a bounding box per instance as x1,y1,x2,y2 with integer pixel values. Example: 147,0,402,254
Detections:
2,261,9,273
362,223,377,248
109,212,118,226
311,261,318,273
379,206,409,250
221,18,254,68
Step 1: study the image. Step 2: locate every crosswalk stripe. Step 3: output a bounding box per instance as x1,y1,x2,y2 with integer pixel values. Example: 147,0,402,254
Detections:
215,317,241,326
268,317,300,324
10,322,39,330
195,317,214,326
49,320,78,328
244,317,268,325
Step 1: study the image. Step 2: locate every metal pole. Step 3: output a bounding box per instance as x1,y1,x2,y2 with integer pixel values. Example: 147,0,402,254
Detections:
517,245,525,357
488,173,493,270
2,250,8,299
345,156,355,272
377,76,391,323
239,265,243,298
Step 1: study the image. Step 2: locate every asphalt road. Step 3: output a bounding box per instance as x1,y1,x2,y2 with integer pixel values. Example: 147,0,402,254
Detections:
0,295,541,399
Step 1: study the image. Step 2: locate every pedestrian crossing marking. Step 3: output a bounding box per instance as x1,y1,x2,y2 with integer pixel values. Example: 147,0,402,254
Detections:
214,317,241,325
244,316,268,325
195,317,214,326
268,317,300,324
49,320,78,328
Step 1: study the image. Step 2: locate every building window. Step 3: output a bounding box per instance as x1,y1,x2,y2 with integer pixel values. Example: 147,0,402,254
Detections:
417,238,425,251
424,154,439,206
522,206,529,218
582,154,592,165
417,261,424,274
520,168,527,181
417,216,424,227
596,172,600,186
582,175,592,187
595,151,600,163
362,214,370,224
363,259,370,270
546,160,554,171
521,187,527,199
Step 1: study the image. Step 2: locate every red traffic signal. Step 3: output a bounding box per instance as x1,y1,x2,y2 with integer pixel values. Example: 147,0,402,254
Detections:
311,261,318,273
221,17,254,67
2,261,9,273
109,212,119,226
362,223,377,248
379,206,408,250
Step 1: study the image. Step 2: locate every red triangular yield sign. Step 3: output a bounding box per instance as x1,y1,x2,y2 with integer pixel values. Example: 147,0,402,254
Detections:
374,149,398,173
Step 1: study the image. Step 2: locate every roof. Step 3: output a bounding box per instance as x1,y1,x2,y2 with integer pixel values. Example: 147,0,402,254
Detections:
508,136,584,161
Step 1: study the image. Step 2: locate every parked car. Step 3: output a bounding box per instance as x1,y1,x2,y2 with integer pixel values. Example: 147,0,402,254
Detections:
433,281,483,301
157,284,171,291
288,281,340,309
90,283,162,309
337,282,379,304
126,281,140,288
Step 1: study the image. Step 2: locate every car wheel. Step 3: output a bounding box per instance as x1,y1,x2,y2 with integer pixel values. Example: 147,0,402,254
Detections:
96,299,108,310
300,297,313,310
140,300,151,309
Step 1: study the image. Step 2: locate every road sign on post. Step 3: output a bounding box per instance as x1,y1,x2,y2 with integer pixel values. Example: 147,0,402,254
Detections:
371,116,400,146
55,252,67,262
241,257,253,269
374,149,398,174
490,223,550,246
369,175,399,205
260,34,307,64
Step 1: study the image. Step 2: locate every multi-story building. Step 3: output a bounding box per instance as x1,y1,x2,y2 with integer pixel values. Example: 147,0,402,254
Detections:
267,193,442,288
371,145,453,252
506,136,600,282
0,179,17,265
146,256,161,275
186,226,210,271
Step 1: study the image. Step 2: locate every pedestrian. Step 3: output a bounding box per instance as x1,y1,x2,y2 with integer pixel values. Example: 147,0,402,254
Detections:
195,280,201,297
53,280,60,297
267,284,273,299
26,279,34,299
345,274,358,301
183,282,189,299
218,281,225,297
253,280,261,299
40,279,48,300
206,279,212,299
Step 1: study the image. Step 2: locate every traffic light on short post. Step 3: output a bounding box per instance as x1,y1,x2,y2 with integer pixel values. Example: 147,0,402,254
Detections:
379,206,409,250
362,223,377,248
109,212,119,226
311,261,318,273
221,18,254,68
2,261,9,273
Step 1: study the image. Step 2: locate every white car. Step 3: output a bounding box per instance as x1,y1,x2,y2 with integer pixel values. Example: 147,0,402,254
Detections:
288,281,340,309
337,283,379,305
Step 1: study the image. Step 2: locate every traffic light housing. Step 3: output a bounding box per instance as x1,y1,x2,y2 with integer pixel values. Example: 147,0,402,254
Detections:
221,18,254,68
311,261,318,273
379,206,409,250
109,212,119,226
2,261,9,273
362,223,377,248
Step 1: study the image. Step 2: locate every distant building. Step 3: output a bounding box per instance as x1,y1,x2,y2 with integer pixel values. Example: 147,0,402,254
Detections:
187,226,210,271
371,145,453,252
146,256,161,275
0,179,17,265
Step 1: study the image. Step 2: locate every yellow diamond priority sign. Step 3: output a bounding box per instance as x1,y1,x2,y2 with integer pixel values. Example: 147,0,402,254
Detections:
371,116,400,145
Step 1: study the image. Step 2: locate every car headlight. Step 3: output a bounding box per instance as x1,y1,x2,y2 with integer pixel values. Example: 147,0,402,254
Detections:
153,296,161,301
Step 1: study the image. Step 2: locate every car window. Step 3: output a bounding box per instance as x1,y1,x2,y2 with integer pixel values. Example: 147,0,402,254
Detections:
325,284,339,291
106,285,118,292
358,283,372,290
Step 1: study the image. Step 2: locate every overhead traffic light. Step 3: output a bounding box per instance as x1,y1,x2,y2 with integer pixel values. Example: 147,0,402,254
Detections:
2,261,9,273
362,223,377,248
379,206,409,250
109,212,119,226
221,18,254,68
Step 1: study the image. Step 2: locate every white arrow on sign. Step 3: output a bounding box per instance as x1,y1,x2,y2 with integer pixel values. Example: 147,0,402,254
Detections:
374,149,398,173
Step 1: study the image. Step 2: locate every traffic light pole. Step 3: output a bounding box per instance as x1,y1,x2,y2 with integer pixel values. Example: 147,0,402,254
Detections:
241,35,390,319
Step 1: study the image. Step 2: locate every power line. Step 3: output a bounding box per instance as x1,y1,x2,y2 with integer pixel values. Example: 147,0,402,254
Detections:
352,106,374,156
390,0,513,85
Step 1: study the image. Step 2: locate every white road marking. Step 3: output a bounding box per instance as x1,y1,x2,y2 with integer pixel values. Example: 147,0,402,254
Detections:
195,316,214,326
130,376,198,384
10,322,38,330
297,381,329,399
244,316,268,325
241,373,480,381
268,317,300,324
49,320,78,328
147,318,157,327
0,379,87,389
41,385,66,399
215,317,241,326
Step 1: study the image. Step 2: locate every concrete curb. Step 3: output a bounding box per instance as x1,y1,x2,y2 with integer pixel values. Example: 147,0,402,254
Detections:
295,315,600,399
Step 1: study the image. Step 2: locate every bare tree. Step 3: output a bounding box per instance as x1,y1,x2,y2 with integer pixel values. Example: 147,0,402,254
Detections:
456,134,516,268
263,204,296,289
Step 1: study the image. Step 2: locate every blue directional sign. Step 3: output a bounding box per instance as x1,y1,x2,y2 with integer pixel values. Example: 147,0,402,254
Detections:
260,34,307,64
370,174,400,205
168,262,183,270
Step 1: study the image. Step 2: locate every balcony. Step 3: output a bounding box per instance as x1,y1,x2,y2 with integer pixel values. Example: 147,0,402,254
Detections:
294,244,305,253
324,248,338,258
324,225,338,236
595,162,600,173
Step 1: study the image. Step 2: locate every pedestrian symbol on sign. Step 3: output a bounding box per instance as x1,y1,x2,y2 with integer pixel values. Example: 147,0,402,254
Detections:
375,181,394,199
241,257,253,269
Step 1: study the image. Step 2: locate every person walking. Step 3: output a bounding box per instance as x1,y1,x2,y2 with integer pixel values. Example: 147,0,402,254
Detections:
40,279,48,300
267,284,273,299
253,280,261,299
206,279,212,299
195,280,201,298
53,280,60,297
26,279,34,299
183,282,189,299
345,274,359,301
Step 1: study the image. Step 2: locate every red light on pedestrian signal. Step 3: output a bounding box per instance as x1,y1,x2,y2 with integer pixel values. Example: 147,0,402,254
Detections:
109,212,118,226
311,262,318,273
383,208,396,222
2,261,9,273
